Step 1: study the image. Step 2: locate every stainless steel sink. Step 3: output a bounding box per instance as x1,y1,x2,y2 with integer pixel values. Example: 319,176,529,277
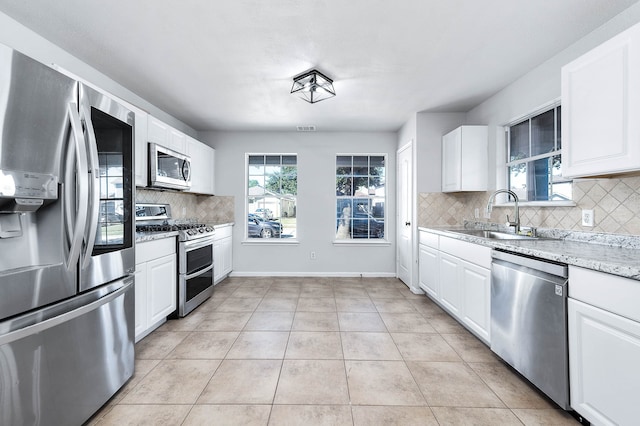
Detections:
447,229,538,240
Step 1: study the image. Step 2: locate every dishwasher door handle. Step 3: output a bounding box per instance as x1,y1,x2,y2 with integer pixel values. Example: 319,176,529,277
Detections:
491,250,568,278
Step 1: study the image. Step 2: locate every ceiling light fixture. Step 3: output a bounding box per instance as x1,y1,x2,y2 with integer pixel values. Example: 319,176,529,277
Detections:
291,69,335,103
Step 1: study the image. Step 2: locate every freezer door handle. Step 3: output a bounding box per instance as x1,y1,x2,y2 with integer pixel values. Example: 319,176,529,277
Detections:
65,103,89,272
0,277,133,346
79,102,100,269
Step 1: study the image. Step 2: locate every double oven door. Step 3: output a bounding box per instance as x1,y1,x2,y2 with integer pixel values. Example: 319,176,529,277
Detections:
178,236,215,317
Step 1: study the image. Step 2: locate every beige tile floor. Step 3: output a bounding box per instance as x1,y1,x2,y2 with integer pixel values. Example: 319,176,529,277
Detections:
88,277,578,425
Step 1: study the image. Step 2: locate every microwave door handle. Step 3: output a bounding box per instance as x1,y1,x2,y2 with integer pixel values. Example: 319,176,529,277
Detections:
182,159,191,182
79,103,100,268
66,103,89,272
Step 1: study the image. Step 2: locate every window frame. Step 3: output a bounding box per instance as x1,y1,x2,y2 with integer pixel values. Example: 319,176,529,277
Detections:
244,153,299,244
334,153,389,244
501,101,575,207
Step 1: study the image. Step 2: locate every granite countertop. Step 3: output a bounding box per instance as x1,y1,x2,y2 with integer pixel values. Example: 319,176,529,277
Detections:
420,225,640,281
136,230,179,243
212,222,234,228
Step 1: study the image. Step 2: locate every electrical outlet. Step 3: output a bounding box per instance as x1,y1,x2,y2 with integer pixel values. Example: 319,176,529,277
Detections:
310,251,316,260
581,209,594,227
474,208,479,219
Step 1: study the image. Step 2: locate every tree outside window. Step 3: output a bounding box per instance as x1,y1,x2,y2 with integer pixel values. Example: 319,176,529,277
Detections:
507,105,571,202
336,155,386,240
247,154,297,239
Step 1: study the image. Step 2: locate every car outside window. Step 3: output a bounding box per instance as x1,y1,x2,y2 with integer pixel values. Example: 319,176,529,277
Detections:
335,154,386,240
247,154,297,239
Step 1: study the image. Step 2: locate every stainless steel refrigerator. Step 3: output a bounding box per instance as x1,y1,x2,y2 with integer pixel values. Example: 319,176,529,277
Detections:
0,43,136,425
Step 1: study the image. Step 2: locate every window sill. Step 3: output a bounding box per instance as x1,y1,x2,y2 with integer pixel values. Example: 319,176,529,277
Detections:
332,239,392,247
242,239,299,246
493,200,576,208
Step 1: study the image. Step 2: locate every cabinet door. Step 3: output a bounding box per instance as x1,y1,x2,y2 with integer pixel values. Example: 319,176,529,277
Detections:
418,244,439,298
213,238,224,283
562,22,640,178
222,236,233,276
169,128,186,153
442,126,488,192
460,260,490,343
133,107,149,187
134,265,148,342
214,235,233,283
438,252,461,317
442,128,461,192
147,253,177,325
148,116,170,146
569,298,640,426
187,137,215,195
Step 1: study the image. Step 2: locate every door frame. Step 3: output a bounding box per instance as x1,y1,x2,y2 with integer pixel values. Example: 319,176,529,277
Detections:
396,140,422,294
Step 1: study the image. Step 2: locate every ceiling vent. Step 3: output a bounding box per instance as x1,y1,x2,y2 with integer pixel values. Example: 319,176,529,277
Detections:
296,125,316,132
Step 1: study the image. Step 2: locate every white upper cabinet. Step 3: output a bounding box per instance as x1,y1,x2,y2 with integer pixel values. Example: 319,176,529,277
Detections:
186,136,215,195
132,105,148,187
442,125,488,192
148,116,187,153
147,115,170,146
562,21,640,178
169,128,187,153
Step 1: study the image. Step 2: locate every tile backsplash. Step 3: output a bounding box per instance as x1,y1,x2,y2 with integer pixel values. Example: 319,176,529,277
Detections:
136,188,235,224
418,175,640,235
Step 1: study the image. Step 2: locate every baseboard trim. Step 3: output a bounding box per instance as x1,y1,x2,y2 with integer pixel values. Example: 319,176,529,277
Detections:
229,271,397,278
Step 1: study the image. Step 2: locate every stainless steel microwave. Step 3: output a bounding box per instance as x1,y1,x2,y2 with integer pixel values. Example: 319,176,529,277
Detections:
148,143,192,190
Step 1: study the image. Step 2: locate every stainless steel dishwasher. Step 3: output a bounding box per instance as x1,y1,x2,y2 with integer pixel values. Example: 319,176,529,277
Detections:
491,250,570,409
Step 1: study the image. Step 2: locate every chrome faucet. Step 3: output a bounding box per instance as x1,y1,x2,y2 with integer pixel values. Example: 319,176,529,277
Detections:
486,189,520,234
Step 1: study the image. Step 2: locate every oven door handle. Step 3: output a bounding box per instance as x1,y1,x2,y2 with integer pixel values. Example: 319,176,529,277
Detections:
182,236,216,251
185,263,214,280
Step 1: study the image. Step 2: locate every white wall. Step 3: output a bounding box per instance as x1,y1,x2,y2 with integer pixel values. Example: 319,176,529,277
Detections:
397,112,465,193
415,112,465,193
0,11,197,137
201,131,397,276
466,2,640,188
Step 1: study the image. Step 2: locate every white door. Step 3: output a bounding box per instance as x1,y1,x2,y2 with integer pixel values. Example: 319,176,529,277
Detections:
397,142,413,287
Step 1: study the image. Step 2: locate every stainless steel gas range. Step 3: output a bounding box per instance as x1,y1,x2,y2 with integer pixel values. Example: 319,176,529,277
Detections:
136,203,215,317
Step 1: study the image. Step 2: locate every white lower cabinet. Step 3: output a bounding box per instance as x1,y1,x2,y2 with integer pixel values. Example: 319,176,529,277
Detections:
135,237,177,342
568,266,640,425
459,259,491,342
213,225,233,284
438,252,463,317
418,229,491,343
418,243,439,298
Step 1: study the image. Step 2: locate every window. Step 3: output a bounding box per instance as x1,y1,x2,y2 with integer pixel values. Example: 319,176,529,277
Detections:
336,155,386,240
507,104,571,202
247,154,297,239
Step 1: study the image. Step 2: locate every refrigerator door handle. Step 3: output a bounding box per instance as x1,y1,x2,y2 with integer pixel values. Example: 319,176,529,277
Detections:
66,103,89,272
0,277,133,346
79,102,100,268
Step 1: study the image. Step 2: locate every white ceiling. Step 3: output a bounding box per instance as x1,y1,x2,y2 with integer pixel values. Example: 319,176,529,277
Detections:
0,0,637,132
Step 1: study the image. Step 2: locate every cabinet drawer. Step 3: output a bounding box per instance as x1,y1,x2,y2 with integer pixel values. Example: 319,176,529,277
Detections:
419,231,438,249
136,237,176,264
214,224,233,240
569,266,640,323
439,236,491,269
